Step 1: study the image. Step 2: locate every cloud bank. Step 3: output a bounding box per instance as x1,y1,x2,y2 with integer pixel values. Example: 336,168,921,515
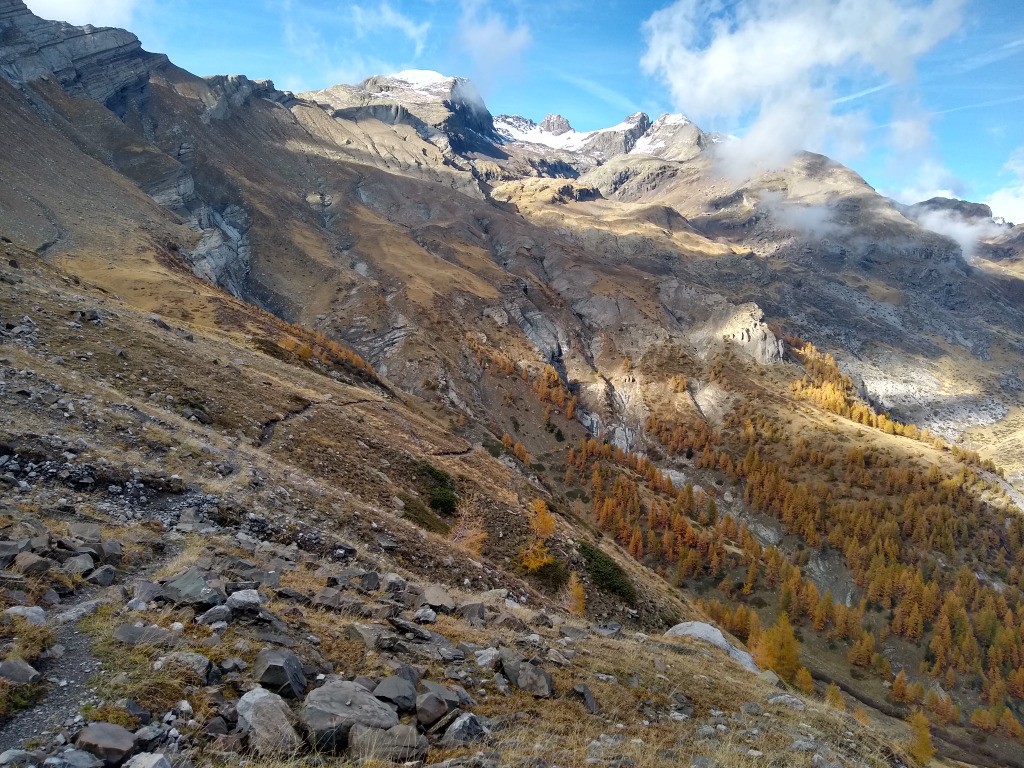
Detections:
640,0,965,177
985,147,1024,224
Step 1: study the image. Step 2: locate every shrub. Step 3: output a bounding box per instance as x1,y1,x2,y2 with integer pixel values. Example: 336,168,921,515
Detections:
579,542,636,604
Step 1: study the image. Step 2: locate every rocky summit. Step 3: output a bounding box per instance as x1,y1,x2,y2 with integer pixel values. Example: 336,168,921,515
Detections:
1,2,1024,768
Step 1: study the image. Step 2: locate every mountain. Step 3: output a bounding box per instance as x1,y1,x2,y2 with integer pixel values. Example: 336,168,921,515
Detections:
2,2,1024,766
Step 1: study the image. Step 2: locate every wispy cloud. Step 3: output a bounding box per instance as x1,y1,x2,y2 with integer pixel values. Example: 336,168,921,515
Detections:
455,0,531,93
26,0,142,28
640,0,965,177
831,82,892,106
351,2,430,57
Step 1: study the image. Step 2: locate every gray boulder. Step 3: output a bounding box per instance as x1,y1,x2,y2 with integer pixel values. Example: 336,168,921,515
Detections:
441,712,489,746
12,552,53,577
74,723,136,765
664,622,758,673
86,566,117,587
253,648,306,699
236,688,302,756
349,723,427,762
517,663,554,697
0,659,41,684
421,585,456,612
225,589,261,611
111,624,179,648
416,692,448,726
162,568,225,607
300,679,400,751
156,652,213,684
43,750,103,768
68,523,102,543
373,676,416,712
62,554,95,576
122,756,169,768
5,606,45,625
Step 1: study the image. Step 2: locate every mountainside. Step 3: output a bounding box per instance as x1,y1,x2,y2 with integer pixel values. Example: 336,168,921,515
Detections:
2,2,1024,767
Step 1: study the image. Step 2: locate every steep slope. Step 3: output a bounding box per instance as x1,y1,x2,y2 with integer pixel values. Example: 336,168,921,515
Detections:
2,2,1024,765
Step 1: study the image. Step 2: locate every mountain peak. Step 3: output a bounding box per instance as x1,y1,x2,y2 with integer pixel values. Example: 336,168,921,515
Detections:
539,114,573,135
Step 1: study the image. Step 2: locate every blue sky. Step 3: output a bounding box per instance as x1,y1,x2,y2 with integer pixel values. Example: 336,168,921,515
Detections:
27,0,1024,221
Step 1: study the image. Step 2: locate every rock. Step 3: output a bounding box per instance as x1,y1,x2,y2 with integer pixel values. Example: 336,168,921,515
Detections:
133,582,163,603
0,750,36,767
664,622,758,672
236,688,302,756
441,712,489,746
382,573,406,592
253,648,306,699
420,680,462,711
5,605,45,625
86,565,117,587
349,723,428,762
43,750,102,768
0,658,41,684
475,648,500,669
162,568,225,607
196,605,232,625
225,589,261,611
347,622,389,649
157,651,213,684
498,647,524,685
571,683,599,714
493,613,528,632
74,723,136,765
757,670,782,688
300,678,400,751
62,554,95,576
412,606,437,623
68,523,103,542
457,602,486,625
517,663,554,697
593,622,622,638
766,693,806,711
421,585,456,612
122,756,169,768
740,702,763,716
11,552,53,577
111,624,179,648
373,676,417,712
416,692,449,727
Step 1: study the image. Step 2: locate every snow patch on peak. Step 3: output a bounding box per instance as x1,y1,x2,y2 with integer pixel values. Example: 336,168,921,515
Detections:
391,69,451,88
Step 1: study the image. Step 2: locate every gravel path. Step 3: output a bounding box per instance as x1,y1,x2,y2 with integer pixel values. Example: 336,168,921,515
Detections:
0,597,107,749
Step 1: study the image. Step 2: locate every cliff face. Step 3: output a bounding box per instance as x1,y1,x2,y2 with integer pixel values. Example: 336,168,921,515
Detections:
0,0,166,106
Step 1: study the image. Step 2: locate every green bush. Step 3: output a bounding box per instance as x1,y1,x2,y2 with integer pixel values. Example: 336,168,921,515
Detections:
414,461,459,516
579,542,636,604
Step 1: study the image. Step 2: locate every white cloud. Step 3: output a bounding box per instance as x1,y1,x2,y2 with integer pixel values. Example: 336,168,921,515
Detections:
351,2,430,57
984,147,1024,224
887,158,964,204
640,0,965,176
913,209,1002,259
25,0,141,27
456,0,531,93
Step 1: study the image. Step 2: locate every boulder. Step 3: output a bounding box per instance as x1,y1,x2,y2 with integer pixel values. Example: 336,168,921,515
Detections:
517,663,554,697
421,585,456,613
62,554,95,576
225,589,261,611
122,756,169,768
349,723,427,762
86,566,117,587
68,523,103,543
300,679,400,752
373,676,416,712
0,658,40,684
498,647,525,685
236,688,302,756
571,683,599,714
157,652,213,684
0,750,36,767
664,622,758,673
11,552,53,577
74,722,136,765
161,568,225,607
767,693,806,711
416,692,448,726
440,712,489,746
5,605,45,625
196,606,232,625
252,648,306,699
111,624,178,648
42,749,103,768
457,602,486,625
